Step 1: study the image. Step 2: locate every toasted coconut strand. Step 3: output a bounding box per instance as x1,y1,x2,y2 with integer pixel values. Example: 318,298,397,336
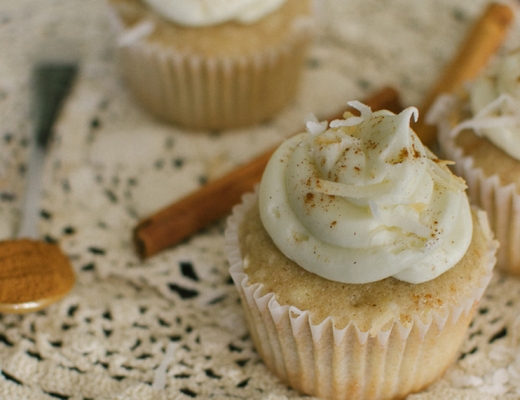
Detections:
311,178,391,198
427,157,467,191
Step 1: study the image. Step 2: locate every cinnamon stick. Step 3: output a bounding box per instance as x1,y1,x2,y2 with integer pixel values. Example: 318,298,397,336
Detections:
134,86,402,259
413,2,514,145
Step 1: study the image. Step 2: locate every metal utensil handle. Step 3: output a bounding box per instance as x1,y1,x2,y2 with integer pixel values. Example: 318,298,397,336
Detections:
18,64,78,239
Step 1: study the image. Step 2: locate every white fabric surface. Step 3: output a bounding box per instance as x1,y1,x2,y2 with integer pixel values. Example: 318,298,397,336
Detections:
1,0,520,398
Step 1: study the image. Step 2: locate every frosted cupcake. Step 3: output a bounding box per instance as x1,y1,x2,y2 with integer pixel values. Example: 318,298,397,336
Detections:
107,0,314,130
432,48,520,276
225,102,497,400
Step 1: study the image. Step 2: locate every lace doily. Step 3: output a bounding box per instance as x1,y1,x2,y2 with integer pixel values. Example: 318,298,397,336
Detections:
1,0,520,398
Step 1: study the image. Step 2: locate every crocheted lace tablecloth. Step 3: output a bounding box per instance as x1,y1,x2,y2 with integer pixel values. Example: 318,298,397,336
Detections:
1,0,520,399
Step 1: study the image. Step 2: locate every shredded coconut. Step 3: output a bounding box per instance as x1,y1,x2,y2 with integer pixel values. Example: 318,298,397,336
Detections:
152,341,177,390
117,20,155,47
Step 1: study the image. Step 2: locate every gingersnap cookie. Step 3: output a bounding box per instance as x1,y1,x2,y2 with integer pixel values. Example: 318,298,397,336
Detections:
0,239,75,313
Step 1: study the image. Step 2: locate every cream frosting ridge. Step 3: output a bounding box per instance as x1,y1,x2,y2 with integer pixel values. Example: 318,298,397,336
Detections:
259,102,473,284
452,49,520,160
141,0,287,26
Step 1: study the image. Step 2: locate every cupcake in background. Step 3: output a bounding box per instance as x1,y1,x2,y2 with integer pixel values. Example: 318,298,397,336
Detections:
107,0,315,130
225,102,497,400
431,47,520,276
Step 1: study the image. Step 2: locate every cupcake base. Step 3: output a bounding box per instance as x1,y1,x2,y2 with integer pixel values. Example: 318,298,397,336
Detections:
108,0,314,130
225,192,497,400
436,96,520,276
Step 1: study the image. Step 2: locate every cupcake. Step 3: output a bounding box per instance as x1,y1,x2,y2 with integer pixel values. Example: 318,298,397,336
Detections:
225,102,497,400
107,0,315,130
432,48,520,276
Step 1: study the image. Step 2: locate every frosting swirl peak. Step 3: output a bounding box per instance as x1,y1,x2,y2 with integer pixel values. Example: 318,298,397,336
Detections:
259,102,472,284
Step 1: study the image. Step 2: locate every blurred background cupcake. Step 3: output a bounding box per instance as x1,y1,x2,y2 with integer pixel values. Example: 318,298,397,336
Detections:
107,0,315,130
225,103,497,400
433,48,520,276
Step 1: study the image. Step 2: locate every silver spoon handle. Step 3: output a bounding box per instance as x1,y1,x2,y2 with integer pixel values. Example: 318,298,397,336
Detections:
18,64,78,239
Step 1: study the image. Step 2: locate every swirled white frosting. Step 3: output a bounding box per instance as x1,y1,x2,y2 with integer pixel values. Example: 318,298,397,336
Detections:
451,49,520,160
142,0,286,26
259,102,472,284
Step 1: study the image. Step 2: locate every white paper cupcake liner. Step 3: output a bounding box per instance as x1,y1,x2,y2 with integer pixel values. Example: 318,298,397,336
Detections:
107,9,313,130
437,115,520,275
225,191,496,400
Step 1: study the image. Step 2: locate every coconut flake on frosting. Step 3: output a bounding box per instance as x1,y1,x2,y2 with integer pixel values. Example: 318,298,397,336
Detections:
259,101,472,284
450,48,520,160
141,0,287,26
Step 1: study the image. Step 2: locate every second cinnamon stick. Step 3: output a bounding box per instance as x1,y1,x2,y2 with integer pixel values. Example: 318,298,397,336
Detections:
134,86,402,259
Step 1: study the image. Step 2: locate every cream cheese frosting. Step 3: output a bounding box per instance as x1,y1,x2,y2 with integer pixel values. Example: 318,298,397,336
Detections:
141,0,286,26
450,49,520,160
259,102,473,284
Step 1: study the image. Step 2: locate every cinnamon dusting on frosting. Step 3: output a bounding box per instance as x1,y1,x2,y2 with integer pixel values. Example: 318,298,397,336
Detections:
259,101,473,284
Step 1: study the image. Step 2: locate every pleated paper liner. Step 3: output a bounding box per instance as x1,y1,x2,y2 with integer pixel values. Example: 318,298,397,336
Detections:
225,191,497,400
